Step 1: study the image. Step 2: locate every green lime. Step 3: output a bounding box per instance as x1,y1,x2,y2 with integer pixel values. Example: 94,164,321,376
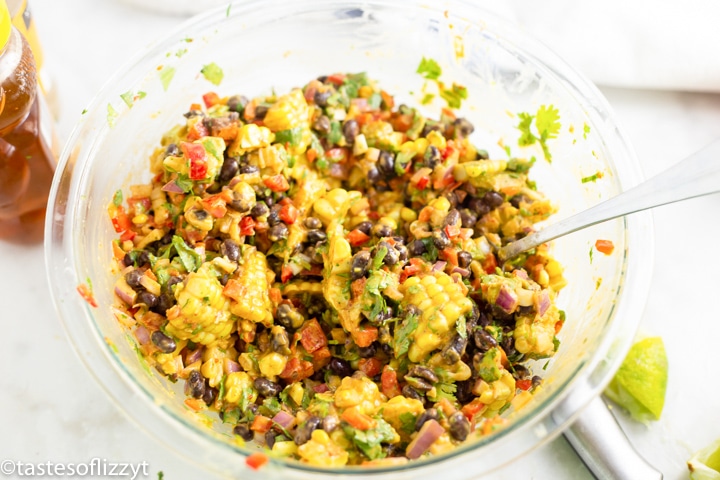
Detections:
604,336,668,423
688,439,720,480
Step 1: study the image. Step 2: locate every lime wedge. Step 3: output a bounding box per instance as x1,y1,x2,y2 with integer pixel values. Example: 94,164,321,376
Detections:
604,337,668,423
688,439,720,480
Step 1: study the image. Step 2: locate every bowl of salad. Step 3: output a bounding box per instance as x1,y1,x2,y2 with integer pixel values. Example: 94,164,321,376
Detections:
45,0,653,478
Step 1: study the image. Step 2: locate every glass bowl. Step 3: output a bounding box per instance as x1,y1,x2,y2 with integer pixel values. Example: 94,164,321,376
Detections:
45,0,654,478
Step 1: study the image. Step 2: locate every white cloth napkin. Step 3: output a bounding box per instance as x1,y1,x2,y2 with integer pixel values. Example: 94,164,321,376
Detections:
505,0,720,92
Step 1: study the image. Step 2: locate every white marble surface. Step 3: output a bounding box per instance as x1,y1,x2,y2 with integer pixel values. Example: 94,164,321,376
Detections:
1,1,719,479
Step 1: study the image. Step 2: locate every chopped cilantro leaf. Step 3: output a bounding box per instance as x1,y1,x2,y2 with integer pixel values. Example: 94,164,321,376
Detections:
417,57,442,80
171,235,203,272
589,246,594,263
275,127,304,146
393,312,418,357
371,246,387,271
344,418,396,460
581,171,603,183
439,83,468,109
159,66,176,91
201,62,224,86
421,237,438,262
536,105,561,140
107,103,118,128
421,93,435,105
175,174,194,193
226,3,231,16
120,91,134,108
328,120,343,145
516,105,561,162
455,315,467,339
158,472,164,480
367,92,382,109
399,412,417,435
583,123,591,139
434,382,457,403
113,189,123,207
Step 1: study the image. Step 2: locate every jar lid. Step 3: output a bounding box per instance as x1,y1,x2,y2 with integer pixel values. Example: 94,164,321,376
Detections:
0,0,10,50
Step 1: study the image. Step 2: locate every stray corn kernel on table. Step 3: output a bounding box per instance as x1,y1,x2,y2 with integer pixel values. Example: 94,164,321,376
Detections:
1,1,718,479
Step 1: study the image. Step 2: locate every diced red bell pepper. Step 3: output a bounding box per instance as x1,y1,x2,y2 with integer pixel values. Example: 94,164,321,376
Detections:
300,319,328,353
268,287,282,305
516,379,532,391
246,452,269,471
279,203,298,225
381,366,401,398
358,357,382,377
77,284,98,308
110,206,133,233
461,398,485,422
201,194,228,218
326,147,349,163
347,229,370,247
202,92,221,108
439,247,458,268
444,224,461,239
120,229,137,242
341,408,376,431
306,148,318,163
416,176,430,190
250,415,273,433
263,174,290,192
482,253,498,274
180,142,208,180
239,216,255,236
280,264,293,283
186,120,209,141
127,196,151,215
279,356,314,382
352,325,378,348
595,239,614,255
380,90,394,110
222,279,245,303
326,73,346,86
311,345,332,370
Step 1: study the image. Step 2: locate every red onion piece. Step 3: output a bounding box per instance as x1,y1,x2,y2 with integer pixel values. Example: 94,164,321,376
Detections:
452,267,470,277
185,347,204,365
432,261,447,272
535,289,551,317
272,410,297,430
406,419,444,459
351,97,369,111
161,180,184,193
513,269,529,280
135,326,150,345
313,383,329,393
115,282,137,306
223,358,241,374
495,285,518,314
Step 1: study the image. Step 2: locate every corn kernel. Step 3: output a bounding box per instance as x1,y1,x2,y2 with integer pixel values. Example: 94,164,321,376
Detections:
258,351,287,378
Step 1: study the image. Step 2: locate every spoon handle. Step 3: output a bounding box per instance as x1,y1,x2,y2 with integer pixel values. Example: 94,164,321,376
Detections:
498,138,720,261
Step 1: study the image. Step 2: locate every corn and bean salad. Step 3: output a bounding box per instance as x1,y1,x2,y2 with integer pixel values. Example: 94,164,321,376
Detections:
109,72,566,467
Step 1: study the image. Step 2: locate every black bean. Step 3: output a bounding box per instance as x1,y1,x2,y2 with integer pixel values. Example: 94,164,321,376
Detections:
371,223,393,238
405,304,422,318
377,241,398,265
218,274,229,286
276,303,304,330
203,385,218,406
218,157,239,183
160,230,174,246
136,251,151,267
423,145,442,169
409,239,426,256
306,229,327,243
122,254,134,268
460,209,478,228
295,416,321,446
457,251,473,269
354,221,372,235
532,375,543,388
358,343,377,358
395,244,408,262
227,95,248,113
304,216,322,230
350,250,371,280
455,380,474,404
377,151,396,178
468,197,491,216
367,167,381,183
305,246,324,265
314,90,331,107
125,269,143,289
328,358,352,377
238,164,258,175
444,209,461,228
472,351,486,373
268,223,289,242
513,365,530,379
343,119,359,145
254,377,282,398
254,105,269,120
448,412,471,441
442,335,468,365
186,370,205,398
233,423,254,441
267,206,281,226
137,291,158,309
313,115,331,134
151,331,176,353
167,275,183,290
221,239,240,262
432,230,450,250
453,118,475,138
405,376,434,393
265,430,277,449
415,408,439,431
322,415,339,432
270,326,290,354
165,143,181,157
421,123,442,138
250,202,269,218
153,292,174,314
407,365,439,384
483,191,504,209
402,385,423,401
192,209,209,221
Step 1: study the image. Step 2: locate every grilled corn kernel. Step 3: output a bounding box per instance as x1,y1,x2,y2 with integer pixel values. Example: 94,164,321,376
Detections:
228,246,273,326
224,371,257,405
229,124,275,156
166,263,234,345
258,351,288,378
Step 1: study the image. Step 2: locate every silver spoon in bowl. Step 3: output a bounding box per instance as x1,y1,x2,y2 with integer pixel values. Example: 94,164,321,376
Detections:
497,138,720,262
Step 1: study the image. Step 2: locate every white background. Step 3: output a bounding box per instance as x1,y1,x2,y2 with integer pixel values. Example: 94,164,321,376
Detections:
1,1,719,479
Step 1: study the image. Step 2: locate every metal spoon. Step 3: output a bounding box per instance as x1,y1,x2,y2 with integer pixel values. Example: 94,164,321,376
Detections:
498,139,720,262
